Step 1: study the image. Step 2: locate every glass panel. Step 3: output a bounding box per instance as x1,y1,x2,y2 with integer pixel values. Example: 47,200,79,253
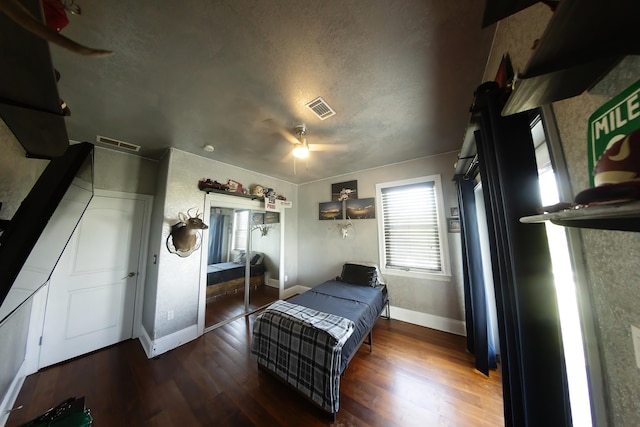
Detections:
248,209,279,311
531,116,593,427
204,205,280,330
0,149,93,324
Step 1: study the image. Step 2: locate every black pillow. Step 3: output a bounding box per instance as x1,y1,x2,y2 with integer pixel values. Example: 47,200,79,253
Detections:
340,263,377,287
250,252,264,265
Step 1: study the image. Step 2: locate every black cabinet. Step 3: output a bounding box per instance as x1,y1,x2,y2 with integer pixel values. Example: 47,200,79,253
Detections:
0,0,69,157
499,0,640,116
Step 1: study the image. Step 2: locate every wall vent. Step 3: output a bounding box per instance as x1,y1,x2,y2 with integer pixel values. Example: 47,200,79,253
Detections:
305,97,336,120
96,135,141,152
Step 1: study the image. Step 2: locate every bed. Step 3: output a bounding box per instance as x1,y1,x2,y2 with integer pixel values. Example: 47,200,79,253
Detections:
251,262,389,419
206,251,266,299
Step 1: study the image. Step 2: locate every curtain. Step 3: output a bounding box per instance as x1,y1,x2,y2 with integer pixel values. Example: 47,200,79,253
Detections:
208,213,225,265
461,82,571,426
454,175,497,376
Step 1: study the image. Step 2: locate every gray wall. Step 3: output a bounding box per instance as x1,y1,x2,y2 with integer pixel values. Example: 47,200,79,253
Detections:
0,126,48,408
93,147,158,195
146,148,298,340
486,5,640,425
297,151,465,321
0,120,49,220
0,299,31,406
0,120,41,409
142,152,169,338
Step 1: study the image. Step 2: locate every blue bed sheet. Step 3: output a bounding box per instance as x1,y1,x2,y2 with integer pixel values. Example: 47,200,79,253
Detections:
288,279,387,372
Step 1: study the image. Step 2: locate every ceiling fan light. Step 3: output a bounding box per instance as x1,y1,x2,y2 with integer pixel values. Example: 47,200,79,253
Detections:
293,145,309,158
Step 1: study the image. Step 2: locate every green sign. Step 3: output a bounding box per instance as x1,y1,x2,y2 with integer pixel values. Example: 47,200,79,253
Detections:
588,79,640,187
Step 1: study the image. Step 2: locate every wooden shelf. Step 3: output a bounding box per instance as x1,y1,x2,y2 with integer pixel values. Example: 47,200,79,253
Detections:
501,0,640,116
199,187,264,201
520,201,640,232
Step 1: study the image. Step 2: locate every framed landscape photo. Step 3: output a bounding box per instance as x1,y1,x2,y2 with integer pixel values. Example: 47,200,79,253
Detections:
251,212,264,225
319,201,343,220
450,207,459,217
331,180,358,201
264,211,280,224
448,218,461,233
346,198,375,219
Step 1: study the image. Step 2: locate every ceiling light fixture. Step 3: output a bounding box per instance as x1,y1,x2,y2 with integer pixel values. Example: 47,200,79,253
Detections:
203,144,215,152
293,139,309,158
292,125,309,158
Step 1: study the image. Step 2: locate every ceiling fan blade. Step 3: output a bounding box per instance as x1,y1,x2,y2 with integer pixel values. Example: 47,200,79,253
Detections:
261,118,301,145
308,144,348,152
279,128,301,146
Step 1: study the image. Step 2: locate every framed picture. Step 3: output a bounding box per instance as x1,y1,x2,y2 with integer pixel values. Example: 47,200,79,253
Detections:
450,207,459,217
331,180,358,201
346,198,375,219
251,212,264,225
447,218,461,233
264,211,280,224
319,201,343,220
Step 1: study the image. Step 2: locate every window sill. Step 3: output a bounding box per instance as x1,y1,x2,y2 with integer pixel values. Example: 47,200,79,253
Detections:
381,268,452,282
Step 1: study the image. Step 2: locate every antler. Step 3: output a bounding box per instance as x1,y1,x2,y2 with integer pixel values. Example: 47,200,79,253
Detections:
186,207,201,218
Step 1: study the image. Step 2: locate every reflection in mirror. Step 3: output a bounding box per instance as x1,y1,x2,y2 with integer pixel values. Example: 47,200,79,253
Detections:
248,209,279,309
204,205,280,329
0,146,93,323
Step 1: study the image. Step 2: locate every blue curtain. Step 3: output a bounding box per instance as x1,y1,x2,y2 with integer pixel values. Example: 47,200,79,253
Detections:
454,175,497,376
467,82,570,426
208,213,225,265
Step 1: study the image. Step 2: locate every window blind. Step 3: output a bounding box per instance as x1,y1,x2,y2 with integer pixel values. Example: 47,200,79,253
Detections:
232,210,249,251
380,181,442,272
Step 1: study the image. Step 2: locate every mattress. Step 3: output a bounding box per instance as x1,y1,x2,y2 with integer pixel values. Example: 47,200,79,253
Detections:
206,262,265,286
288,279,387,372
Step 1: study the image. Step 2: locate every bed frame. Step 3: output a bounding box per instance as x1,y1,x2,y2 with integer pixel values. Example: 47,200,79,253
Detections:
252,276,390,421
205,274,265,299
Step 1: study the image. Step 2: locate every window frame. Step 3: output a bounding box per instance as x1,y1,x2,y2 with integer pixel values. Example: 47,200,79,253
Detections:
375,174,451,281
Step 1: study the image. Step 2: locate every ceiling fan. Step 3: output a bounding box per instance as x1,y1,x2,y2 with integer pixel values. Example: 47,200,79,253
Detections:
285,124,347,159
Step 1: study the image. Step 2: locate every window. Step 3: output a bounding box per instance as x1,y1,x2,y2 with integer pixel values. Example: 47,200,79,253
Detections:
376,175,450,279
231,210,249,251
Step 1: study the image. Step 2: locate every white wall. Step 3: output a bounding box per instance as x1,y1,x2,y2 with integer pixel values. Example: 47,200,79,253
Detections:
297,151,465,329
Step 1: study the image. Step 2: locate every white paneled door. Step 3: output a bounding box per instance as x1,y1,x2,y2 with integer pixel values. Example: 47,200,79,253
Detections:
39,194,146,368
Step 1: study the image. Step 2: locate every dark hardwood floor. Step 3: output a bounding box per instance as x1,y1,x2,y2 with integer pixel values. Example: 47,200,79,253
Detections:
205,285,279,328
8,312,504,426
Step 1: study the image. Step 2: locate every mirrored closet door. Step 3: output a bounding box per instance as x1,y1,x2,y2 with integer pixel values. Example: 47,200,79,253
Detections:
202,194,281,330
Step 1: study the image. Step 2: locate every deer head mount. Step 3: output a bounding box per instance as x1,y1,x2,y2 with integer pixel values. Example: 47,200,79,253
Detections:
166,208,208,257
329,218,353,239
252,224,272,237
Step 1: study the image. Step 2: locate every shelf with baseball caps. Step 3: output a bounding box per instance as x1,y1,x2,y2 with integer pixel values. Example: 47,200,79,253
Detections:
521,79,640,232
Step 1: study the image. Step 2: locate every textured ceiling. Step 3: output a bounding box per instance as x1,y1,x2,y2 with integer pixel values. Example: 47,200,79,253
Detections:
51,0,495,184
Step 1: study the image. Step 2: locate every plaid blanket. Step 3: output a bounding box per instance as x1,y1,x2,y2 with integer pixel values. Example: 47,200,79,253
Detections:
251,300,355,414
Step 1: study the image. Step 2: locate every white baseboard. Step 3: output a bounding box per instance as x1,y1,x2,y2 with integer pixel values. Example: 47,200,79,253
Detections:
389,305,466,336
138,324,199,358
0,360,27,427
266,278,279,288
282,285,310,299
138,326,154,359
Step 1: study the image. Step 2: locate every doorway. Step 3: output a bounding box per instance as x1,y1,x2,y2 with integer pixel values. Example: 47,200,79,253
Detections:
38,191,152,368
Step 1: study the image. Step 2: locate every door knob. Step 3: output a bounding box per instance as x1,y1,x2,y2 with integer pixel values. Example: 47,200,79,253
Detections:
122,272,136,279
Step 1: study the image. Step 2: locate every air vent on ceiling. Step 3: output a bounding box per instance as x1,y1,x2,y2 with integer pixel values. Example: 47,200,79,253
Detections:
96,135,141,152
305,96,336,120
